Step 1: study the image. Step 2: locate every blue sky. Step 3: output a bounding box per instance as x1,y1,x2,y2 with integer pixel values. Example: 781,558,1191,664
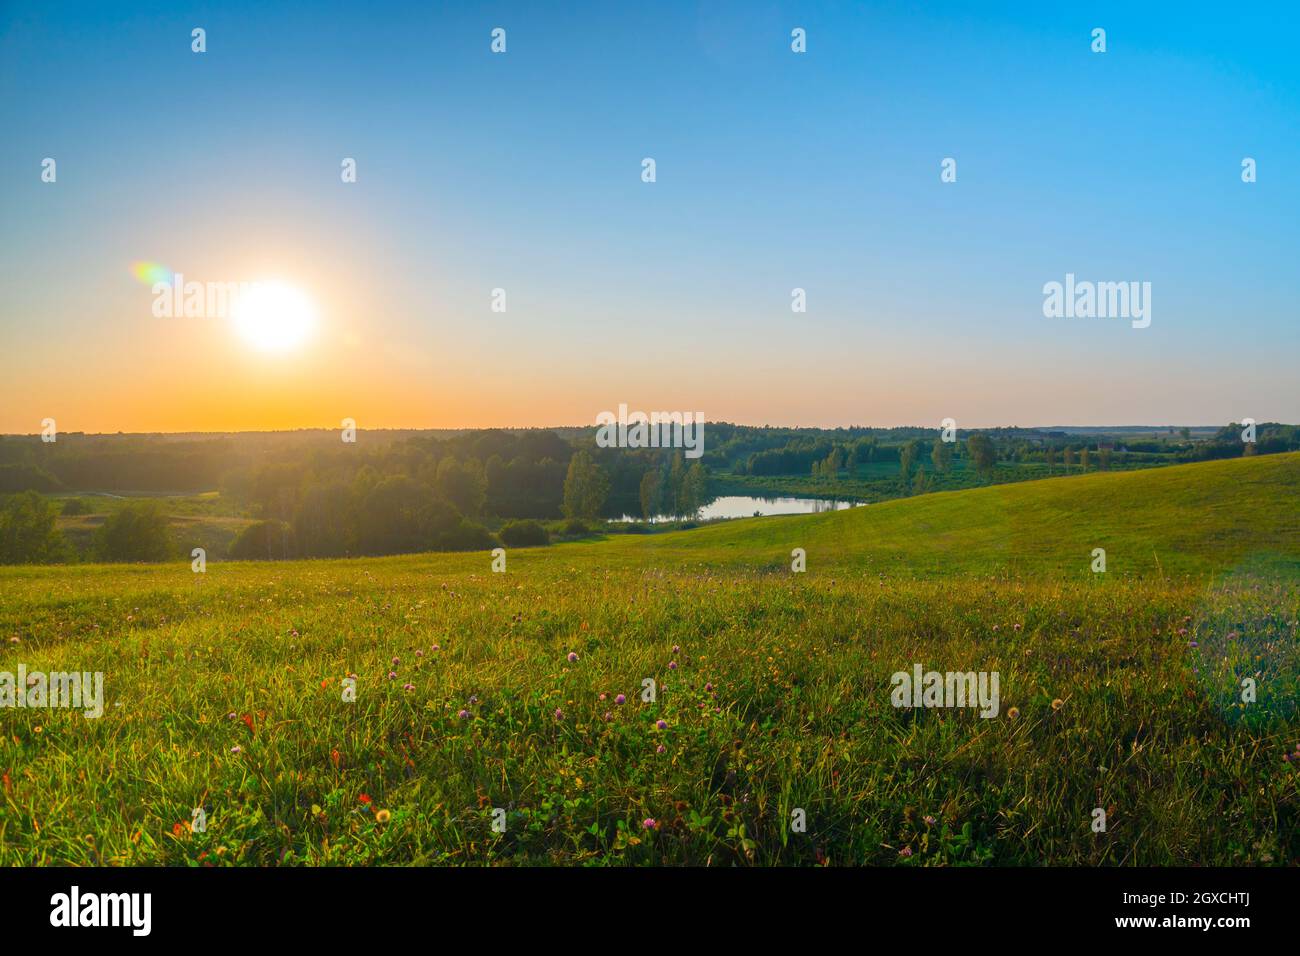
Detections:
1,0,1296,431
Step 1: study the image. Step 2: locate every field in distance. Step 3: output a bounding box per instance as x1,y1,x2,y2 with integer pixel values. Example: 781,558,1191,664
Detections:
1,454,1297,865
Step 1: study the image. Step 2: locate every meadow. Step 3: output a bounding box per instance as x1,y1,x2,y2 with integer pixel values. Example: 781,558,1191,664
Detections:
1,454,1298,865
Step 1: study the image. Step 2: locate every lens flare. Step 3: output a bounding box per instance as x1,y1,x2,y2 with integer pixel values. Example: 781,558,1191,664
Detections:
130,261,172,286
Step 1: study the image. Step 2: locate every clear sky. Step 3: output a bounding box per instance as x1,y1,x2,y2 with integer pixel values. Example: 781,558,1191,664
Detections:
1,0,1296,432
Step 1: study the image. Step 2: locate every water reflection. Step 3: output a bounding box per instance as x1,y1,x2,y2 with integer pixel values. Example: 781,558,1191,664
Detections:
619,495,864,523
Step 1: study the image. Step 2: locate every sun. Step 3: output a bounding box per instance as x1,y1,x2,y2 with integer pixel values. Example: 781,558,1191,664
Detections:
230,281,317,353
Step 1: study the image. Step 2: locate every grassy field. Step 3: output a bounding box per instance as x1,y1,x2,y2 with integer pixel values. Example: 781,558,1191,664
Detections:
1,454,1298,865
54,492,254,560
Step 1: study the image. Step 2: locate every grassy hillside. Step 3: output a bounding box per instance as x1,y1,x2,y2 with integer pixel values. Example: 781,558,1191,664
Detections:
616,451,1300,577
0,454,1297,865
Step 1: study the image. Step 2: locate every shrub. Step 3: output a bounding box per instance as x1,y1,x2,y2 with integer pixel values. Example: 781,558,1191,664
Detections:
562,518,589,536
92,501,174,562
499,519,549,547
61,497,89,516
229,519,297,560
434,519,497,552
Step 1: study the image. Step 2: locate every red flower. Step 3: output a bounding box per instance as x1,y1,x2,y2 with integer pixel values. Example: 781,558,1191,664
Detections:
358,793,372,805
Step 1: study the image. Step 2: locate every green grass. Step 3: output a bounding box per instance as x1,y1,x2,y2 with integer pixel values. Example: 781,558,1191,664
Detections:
1,454,1297,865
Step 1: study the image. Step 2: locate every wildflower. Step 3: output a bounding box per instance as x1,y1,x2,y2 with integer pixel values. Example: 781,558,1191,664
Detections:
230,745,242,754
468,695,479,705
898,846,912,858
358,794,372,805
431,643,440,652
615,694,626,705
1051,698,1064,711
391,657,400,666
656,719,667,730
604,711,613,722
705,683,713,693
458,709,470,719
668,661,678,670
554,708,564,720
1007,707,1020,720
923,815,937,826
1013,623,1022,631
388,671,397,680
415,649,424,657
375,809,391,824
656,744,665,754
643,818,657,830
672,645,679,653
567,652,579,663
598,693,607,701
403,683,414,692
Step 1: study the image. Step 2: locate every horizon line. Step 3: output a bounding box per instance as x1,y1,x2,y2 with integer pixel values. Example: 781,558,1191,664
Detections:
0,422,1257,439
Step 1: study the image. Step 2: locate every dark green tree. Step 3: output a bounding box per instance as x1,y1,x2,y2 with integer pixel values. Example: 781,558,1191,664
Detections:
93,501,174,562
0,492,69,564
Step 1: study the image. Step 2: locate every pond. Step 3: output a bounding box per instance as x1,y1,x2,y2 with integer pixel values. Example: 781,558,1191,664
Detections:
619,495,864,523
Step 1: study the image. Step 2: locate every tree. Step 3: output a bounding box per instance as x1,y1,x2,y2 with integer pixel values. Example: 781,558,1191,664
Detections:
1045,446,1057,473
435,457,487,516
899,440,920,485
1080,447,1091,472
639,469,662,520
293,481,358,557
0,492,69,564
93,501,174,562
931,438,953,474
1098,447,1112,470
359,476,438,555
966,433,996,480
827,446,844,477
1063,447,1075,472
680,461,708,516
562,450,610,520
